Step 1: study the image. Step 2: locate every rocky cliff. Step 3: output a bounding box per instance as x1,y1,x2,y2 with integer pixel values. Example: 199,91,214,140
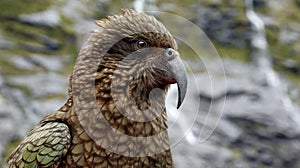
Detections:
0,0,300,167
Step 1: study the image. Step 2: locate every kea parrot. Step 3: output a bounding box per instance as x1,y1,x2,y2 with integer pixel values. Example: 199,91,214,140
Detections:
4,9,187,168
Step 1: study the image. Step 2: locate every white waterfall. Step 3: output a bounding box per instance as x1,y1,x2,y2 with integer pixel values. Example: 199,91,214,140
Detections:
133,0,158,12
133,0,145,12
245,0,300,124
245,0,278,87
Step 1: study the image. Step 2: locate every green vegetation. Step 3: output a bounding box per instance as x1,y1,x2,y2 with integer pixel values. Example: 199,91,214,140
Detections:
0,0,77,77
178,42,199,60
1,139,21,164
0,20,77,56
213,42,250,62
0,19,76,76
263,1,300,88
0,0,51,16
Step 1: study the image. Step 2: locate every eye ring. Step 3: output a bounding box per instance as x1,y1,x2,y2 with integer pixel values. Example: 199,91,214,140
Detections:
135,40,148,50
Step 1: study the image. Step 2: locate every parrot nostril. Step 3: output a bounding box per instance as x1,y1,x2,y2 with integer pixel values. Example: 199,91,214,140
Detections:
167,50,173,56
165,48,176,58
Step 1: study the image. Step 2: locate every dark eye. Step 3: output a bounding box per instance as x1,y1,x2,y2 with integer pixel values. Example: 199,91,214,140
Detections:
135,40,148,50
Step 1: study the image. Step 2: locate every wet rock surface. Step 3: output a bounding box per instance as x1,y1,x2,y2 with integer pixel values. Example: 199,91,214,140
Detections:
168,59,300,168
0,0,300,167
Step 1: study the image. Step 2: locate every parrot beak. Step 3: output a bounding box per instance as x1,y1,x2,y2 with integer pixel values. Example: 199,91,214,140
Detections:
165,49,187,109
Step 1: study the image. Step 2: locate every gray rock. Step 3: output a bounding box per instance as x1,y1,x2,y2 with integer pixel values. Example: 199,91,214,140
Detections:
59,0,99,48
0,72,66,163
32,98,66,115
0,87,37,164
0,95,21,161
38,35,61,51
29,55,65,72
7,72,68,98
196,7,249,48
283,59,300,74
0,76,3,88
19,9,60,27
21,42,50,53
253,0,267,7
10,55,65,71
10,56,35,70
279,30,300,44
167,58,300,168
0,32,14,50
21,37,60,53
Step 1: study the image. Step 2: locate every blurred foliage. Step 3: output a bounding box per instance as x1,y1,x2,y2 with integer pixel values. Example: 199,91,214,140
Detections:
0,0,51,16
0,1,76,77
214,42,250,62
263,0,300,87
1,140,20,164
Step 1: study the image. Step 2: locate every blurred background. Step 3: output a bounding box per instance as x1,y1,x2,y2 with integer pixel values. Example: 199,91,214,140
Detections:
0,0,300,167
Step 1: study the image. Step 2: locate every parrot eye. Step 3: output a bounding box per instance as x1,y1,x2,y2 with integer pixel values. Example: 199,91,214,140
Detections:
135,40,148,50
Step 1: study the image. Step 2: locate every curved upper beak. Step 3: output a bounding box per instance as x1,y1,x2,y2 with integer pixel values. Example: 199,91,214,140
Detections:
165,49,187,109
